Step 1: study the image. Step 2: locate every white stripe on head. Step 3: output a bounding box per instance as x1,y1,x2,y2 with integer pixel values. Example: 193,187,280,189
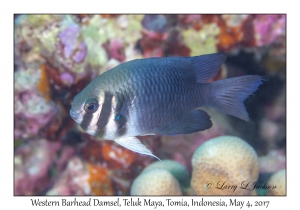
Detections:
103,95,118,140
83,93,105,136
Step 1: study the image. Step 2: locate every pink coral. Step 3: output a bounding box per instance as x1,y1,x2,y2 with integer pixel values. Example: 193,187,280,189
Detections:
103,38,125,62
183,15,202,24
14,92,58,139
54,23,88,76
46,157,90,195
14,69,59,139
58,24,87,63
14,139,61,195
60,72,74,86
55,146,76,173
254,15,286,46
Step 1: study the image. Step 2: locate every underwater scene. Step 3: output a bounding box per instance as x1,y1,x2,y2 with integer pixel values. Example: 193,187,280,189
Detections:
14,14,286,196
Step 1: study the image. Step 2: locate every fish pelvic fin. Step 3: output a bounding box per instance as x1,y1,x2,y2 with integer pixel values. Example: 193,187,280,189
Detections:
114,136,161,161
203,75,264,121
189,52,227,83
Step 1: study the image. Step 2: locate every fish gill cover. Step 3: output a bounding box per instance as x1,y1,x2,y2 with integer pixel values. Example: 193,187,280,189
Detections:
14,14,286,196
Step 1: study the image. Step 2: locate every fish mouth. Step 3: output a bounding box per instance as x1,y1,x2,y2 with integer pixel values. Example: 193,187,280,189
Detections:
70,110,83,124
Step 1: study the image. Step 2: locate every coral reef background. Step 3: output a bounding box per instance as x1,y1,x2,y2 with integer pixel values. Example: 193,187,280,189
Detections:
14,14,286,195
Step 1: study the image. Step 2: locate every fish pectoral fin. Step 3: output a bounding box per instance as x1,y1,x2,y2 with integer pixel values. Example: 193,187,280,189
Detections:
114,136,161,160
162,109,212,135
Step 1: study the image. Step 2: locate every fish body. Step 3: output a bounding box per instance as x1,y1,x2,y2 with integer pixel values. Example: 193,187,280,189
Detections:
70,53,263,159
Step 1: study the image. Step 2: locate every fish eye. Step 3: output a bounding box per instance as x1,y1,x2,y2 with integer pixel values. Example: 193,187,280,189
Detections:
84,98,99,113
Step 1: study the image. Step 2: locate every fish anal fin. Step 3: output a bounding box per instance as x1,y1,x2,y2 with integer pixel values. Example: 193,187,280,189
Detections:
114,136,160,160
163,109,212,135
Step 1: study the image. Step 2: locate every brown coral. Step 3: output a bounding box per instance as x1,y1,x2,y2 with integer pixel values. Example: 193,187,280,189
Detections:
37,64,51,101
88,163,114,195
191,136,259,195
102,142,137,169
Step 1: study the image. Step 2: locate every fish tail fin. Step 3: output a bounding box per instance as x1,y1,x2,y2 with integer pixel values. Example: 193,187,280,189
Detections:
203,75,264,121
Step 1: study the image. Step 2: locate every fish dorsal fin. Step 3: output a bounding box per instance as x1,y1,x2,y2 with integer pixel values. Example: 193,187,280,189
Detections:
114,136,161,160
189,52,227,83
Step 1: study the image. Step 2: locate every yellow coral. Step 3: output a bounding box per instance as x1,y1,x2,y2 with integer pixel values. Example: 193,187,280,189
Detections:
130,168,182,195
81,15,144,73
183,23,220,56
191,136,259,195
267,169,286,195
